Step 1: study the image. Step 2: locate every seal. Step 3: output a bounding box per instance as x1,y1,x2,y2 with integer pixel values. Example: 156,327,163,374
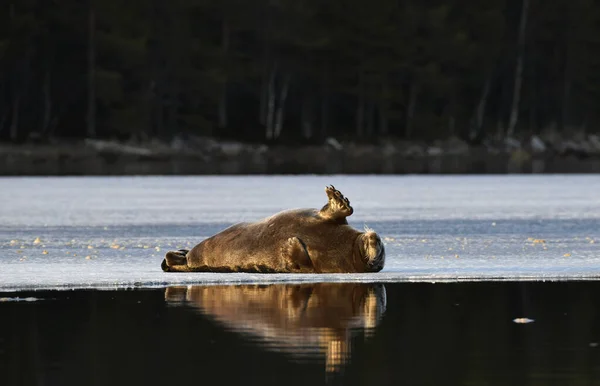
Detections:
161,185,385,273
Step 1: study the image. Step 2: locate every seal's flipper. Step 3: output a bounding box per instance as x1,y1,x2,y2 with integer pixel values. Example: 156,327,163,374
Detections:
281,237,313,272
166,249,188,265
162,249,191,272
319,185,353,222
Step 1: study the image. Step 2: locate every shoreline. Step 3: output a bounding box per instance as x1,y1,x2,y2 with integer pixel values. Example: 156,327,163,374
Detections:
1,136,600,175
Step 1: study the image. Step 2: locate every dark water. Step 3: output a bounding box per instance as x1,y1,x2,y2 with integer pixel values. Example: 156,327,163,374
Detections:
2,282,600,386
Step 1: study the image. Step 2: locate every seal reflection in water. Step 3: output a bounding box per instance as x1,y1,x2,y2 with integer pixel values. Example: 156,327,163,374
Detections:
164,283,387,373
162,186,385,273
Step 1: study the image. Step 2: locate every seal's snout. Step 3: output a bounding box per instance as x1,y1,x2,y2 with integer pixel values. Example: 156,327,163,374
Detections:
362,231,385,272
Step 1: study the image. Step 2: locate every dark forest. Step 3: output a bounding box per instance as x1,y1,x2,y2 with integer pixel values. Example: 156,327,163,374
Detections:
1,0,599,144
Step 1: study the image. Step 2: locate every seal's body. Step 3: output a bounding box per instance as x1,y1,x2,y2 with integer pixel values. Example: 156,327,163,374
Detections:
161,186,385,273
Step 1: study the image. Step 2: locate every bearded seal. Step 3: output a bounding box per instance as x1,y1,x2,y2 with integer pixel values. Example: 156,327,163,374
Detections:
161,185,385,273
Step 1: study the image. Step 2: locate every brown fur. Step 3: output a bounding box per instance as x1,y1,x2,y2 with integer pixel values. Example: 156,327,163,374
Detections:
162,185,385,273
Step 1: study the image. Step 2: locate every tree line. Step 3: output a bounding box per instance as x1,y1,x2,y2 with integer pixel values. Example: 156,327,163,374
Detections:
1,0,599,144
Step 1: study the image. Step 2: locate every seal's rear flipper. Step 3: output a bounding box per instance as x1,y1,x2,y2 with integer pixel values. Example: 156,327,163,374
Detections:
319,185,353,222
162,249,190,272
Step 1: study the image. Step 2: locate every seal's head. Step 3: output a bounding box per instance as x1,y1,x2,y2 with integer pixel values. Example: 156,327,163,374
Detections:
355,227,385,272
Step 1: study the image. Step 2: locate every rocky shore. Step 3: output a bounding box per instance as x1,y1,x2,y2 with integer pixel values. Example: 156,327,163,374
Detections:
1,134,600,175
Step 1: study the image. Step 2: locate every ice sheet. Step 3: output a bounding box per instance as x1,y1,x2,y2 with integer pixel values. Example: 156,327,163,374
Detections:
1,175,600,291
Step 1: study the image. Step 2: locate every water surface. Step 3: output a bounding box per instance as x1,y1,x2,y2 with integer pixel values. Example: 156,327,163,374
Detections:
1,282,599,385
